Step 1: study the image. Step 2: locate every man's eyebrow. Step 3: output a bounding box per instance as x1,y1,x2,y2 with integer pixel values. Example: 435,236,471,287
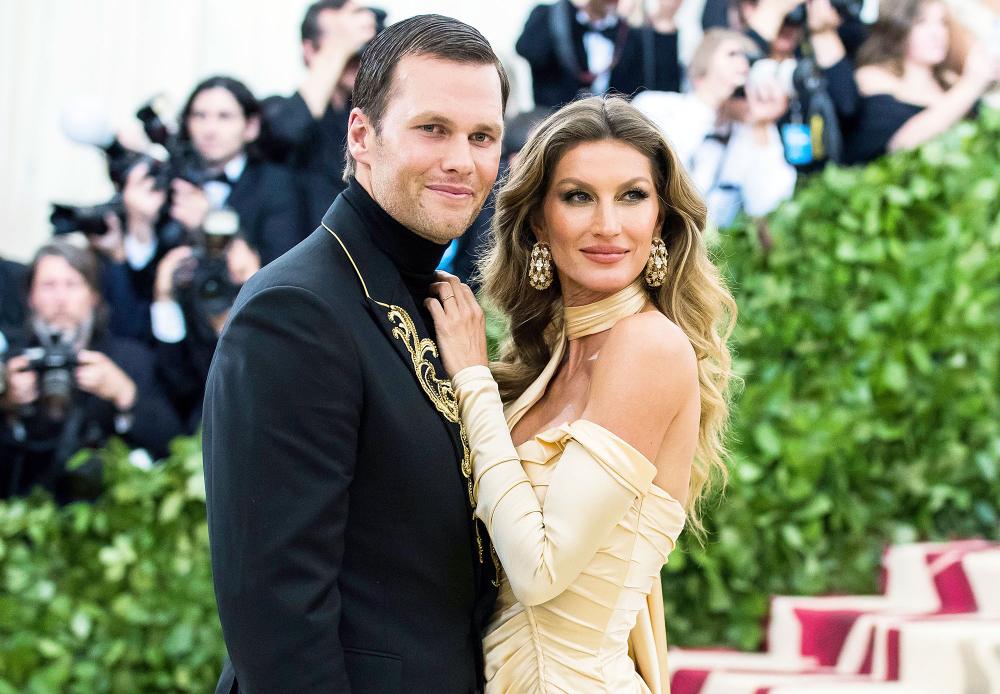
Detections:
410,112,503,136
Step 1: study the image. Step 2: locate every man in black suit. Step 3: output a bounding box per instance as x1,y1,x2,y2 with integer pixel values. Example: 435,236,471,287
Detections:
1,240,182,502
203,14,508,694
260,0,379,224
517,0,684,109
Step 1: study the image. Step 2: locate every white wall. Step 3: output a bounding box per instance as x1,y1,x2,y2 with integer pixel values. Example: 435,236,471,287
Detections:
0,0,542,262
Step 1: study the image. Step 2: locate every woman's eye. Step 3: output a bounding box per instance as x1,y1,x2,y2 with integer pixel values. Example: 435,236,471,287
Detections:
623,188,650,201
563,190,591,203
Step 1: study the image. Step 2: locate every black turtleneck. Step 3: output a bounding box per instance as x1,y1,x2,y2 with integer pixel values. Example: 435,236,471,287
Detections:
341,179,450,335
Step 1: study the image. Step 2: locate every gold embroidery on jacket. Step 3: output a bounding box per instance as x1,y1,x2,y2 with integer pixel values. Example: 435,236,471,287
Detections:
324,223,497,578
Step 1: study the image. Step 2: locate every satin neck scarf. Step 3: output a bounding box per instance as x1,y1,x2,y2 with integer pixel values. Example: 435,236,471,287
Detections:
505,280,649,427
564,280,649,340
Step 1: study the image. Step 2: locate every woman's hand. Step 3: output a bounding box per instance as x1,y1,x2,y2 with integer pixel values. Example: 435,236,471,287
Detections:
425,271,488,379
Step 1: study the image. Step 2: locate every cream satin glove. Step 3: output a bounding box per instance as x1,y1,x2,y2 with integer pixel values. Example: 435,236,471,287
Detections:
453,365,655,606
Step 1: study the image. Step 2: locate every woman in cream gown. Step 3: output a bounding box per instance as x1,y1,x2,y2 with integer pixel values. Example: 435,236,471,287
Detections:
428,96,736,694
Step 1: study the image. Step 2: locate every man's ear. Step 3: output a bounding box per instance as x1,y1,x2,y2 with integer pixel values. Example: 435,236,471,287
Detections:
346,108,374,166
244,115,261,144
302,39,317,68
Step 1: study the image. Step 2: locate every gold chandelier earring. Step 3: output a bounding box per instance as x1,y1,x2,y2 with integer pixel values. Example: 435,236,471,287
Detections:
528,242,554,290
645,237,669,288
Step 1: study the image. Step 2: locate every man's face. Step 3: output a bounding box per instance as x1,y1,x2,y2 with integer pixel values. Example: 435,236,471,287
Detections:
186,87,259,167
28,256,98,334
349,55,504,244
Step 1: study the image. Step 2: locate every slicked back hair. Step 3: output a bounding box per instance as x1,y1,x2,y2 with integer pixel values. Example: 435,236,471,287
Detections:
343,13,510,181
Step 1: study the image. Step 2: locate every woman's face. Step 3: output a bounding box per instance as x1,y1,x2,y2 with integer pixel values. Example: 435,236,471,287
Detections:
906,1,950,67
706,38,751,94
536,139,662,306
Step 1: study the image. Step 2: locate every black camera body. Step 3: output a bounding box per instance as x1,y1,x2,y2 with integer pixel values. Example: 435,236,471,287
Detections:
784,0,864,26
22,342,80,420
173,209,242,321
51,97,214,247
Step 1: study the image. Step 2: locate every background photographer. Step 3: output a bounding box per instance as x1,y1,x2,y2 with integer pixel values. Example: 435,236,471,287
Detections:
260,0,378,223
0,240,181,502
150,215,261,432
122,76,302,272
706,0,866,170
847,0,999,164
635,28,797,225
516,0,684,109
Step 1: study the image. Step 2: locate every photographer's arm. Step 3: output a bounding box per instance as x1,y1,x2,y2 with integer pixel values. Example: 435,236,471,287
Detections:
121,164,164,273
883,44,997,152
746,0,802,43
204,285,361,692
639,0,684,93
1,356,37,411
75,347,182,458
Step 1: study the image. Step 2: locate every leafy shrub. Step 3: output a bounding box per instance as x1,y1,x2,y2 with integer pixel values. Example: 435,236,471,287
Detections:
0,438,223,692
663,109,1000,648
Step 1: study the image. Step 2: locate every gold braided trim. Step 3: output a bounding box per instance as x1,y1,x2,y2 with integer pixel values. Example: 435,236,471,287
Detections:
323,223,499,579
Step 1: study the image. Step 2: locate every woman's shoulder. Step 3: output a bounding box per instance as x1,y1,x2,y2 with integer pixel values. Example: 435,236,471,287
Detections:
581,311,698,462
602,311,696,368
855,64,901,96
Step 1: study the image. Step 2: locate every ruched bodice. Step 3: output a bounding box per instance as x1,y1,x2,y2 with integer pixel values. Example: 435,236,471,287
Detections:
480,422,686,693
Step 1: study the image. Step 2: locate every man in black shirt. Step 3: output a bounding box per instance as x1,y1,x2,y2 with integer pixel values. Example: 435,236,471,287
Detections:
260,1,378,223
517,0,684,109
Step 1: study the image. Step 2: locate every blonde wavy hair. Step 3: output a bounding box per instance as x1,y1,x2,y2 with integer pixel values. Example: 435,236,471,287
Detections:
478,96,737,528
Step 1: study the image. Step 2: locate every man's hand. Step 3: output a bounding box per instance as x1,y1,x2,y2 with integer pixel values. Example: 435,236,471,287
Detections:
226,238,261,286
88,212,126,264
315,6,376,64
300,6,377,117
3,356,38,408
154,245,195,302
806,0,841,34
960,41,1000,92
747,79,790,125
75,350,137,412
122,162,166,242
169,179,210,232
648,0,684,32
746,0,802,41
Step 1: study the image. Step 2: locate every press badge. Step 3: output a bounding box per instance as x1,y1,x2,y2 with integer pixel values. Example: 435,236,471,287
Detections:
781,123,813,166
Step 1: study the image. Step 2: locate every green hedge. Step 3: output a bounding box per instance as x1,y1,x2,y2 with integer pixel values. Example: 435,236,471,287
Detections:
664,108,1000,648
1,111,997,688
0,439,222,691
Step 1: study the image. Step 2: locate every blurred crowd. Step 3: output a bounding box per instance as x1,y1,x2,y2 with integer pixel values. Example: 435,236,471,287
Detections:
1,0,997,502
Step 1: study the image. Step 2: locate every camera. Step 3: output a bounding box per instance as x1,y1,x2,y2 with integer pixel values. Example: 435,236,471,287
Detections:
52,96,214,247
173,209,242,320
21,341,80,421
783,0,864,26
50,198,125,236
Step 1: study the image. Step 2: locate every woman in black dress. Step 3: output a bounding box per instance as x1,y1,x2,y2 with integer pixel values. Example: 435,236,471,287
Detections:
847,0,998,165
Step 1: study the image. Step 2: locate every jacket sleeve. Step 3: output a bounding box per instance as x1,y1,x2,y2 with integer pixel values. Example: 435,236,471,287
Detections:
260,93,320,159
203,284,362,693
111,340,183,459
255,166,306,264
454,366,651,607
515,4,556,68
